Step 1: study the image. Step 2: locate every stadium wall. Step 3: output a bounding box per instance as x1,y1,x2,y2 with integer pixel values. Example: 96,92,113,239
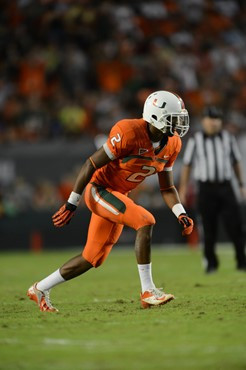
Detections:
0,207,240,251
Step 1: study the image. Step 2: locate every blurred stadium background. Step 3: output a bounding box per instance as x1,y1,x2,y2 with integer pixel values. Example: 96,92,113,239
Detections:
0,0,246,250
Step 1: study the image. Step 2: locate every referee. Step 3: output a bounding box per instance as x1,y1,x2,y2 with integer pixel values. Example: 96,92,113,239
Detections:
179,106,246,273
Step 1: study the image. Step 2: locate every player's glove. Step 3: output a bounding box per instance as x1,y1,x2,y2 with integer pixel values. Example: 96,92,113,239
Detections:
52,202,77,227
178,213,194,236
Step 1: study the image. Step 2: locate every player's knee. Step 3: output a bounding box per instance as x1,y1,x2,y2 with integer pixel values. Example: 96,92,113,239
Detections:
94,260,103,268
147,212,156,226
82,252,95,268
82,248,111,268
82,254,102,268
136,209,156,229
93,252,111,268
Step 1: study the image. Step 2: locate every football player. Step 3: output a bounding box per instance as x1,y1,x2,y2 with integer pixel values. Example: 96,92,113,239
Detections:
27,90,194,311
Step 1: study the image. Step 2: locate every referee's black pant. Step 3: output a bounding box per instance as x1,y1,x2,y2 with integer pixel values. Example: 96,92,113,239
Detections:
198,181,246,269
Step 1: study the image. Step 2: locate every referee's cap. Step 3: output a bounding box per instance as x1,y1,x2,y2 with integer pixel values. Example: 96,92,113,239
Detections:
202,106,223,119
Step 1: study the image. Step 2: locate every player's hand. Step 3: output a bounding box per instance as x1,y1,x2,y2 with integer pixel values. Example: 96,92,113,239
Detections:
178,213,194,236
52,203,77,227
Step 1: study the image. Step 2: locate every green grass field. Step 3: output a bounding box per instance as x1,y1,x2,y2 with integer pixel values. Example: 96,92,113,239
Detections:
1,246,246,370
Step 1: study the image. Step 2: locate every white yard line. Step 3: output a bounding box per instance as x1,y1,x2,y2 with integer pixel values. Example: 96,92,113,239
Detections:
43,338,111,349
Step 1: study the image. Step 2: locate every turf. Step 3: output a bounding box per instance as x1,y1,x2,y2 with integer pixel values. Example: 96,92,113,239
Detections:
0,246,246,370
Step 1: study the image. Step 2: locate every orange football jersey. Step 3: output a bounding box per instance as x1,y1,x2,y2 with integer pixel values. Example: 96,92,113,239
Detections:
91,118,181,193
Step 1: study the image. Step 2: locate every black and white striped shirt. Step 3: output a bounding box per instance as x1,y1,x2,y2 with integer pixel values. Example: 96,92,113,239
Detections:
183,130,241,183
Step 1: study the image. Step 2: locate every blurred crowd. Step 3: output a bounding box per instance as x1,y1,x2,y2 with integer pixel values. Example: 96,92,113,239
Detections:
0,167,80,217
0,163,166,216
0,0,246,215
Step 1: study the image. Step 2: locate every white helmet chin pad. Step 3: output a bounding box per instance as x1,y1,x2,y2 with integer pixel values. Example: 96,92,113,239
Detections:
143,90,189,137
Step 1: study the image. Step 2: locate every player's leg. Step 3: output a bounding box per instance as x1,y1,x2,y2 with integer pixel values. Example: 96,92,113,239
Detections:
135,224,152,264
82,213,124,268
59,255,93,280
58,212,122,280
27,260,92,312
135,224,174,308
27,214,123,312
86,183,174,307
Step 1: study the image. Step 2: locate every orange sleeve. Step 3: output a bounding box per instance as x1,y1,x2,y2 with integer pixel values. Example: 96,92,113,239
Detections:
164,137,182,172
103,121,133,160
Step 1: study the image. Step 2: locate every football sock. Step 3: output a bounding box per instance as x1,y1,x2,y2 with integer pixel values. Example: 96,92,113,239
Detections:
137,263,156,292
36,269,65,291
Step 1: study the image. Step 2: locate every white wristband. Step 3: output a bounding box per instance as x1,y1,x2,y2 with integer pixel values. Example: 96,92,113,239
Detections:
68,191,81,207
172,203,186,218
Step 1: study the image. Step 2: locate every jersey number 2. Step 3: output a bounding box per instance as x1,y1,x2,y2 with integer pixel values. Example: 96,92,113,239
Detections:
110,133,121,147
127,165,156,182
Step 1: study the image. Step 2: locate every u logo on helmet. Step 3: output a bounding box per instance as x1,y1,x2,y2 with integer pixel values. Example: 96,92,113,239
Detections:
153,99,166,109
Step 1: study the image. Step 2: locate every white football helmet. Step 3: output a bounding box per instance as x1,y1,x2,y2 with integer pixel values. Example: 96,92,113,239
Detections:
143,91,189,137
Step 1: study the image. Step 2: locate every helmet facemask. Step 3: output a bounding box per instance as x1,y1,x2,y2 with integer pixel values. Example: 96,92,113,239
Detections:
150,109,189,137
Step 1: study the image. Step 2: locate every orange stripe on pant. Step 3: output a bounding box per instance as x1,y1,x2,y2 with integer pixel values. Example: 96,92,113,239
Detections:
82,183,155,267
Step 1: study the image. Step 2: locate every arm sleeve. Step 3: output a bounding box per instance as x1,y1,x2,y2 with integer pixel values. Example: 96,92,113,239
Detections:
183,137,196,165
103,122,132,160
230,135,241,163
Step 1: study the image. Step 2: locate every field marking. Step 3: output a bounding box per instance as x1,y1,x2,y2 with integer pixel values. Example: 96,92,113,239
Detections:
43,338,111,349
41,340,246,356
93,298,116,303
2,337,246,363
44,338,72,346
2,337,245,354
0,338,19,344
0,337,111,350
